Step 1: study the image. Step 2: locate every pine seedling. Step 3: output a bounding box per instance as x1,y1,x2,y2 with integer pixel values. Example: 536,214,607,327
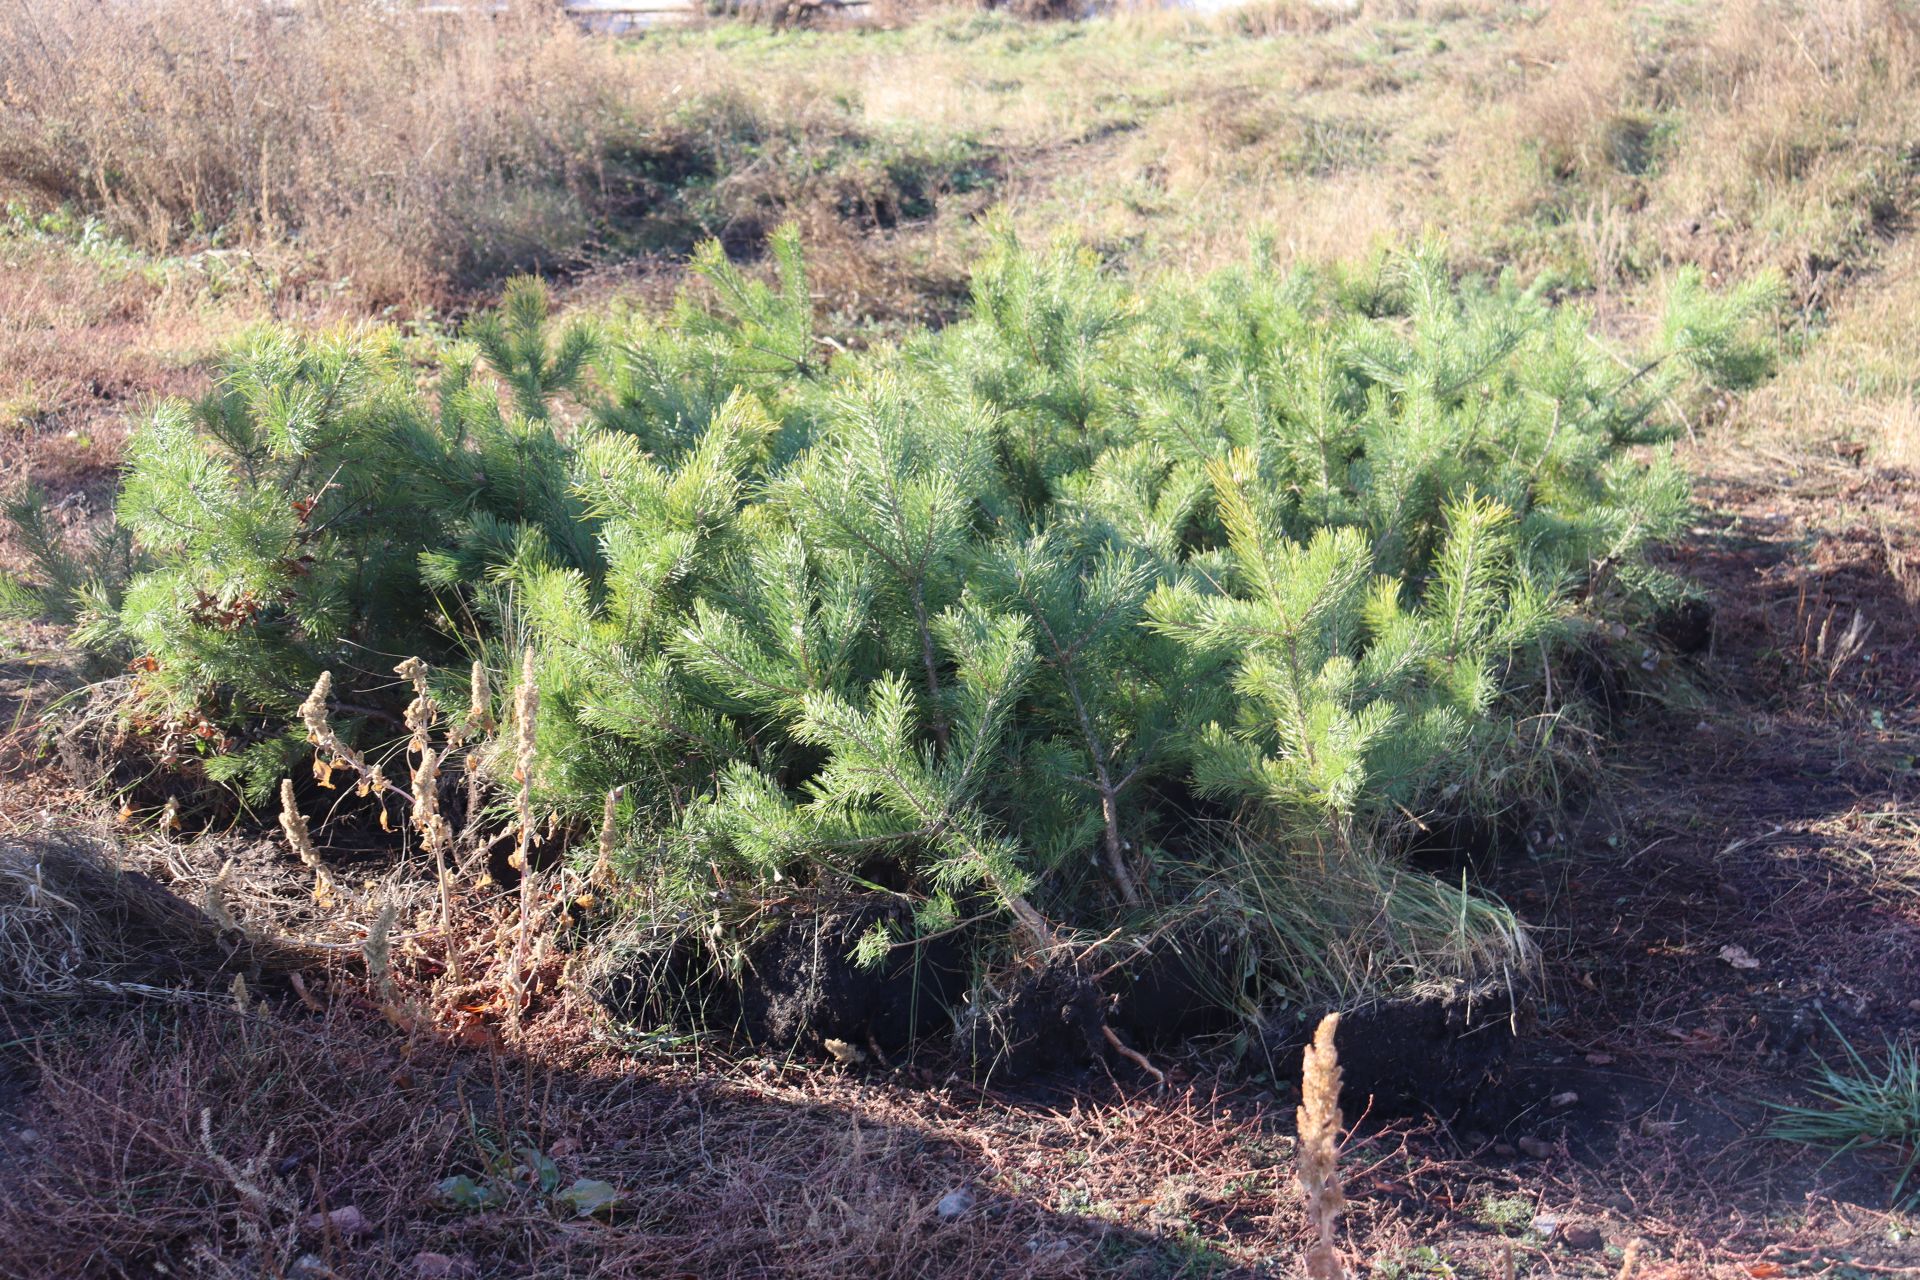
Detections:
466,275,596,422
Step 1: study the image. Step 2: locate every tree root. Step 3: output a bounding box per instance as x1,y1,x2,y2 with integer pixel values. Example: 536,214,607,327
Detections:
1101,1023,1165,1088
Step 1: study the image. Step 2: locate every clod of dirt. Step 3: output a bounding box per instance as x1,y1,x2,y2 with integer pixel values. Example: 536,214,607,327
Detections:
304,1205,370,1238
595,893,968,1057
1257,984,1516,1117
1105,925,1246,1044
953,963,1108,1077
1563,641,1630,731
1401,811,1520,880
731,896,968,1056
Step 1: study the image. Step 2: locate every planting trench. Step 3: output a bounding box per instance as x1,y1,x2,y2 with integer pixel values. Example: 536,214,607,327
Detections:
598,886,1528,1117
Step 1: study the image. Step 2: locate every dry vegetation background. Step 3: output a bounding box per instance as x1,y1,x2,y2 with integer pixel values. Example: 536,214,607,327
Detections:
1,0,1918,1276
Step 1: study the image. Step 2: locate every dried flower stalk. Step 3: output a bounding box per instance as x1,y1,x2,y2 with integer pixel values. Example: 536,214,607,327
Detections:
505,647,540,1006
396,655,437,753
393,658,456,934
589,785,623,888
278,777,339,908
1296,1012,1347,1280
298,671,402,805
452,659,492,847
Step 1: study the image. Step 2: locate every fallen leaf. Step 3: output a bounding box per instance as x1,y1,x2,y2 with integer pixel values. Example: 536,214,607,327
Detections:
435,1175,502,1211
1744,1264,1786,1279
555,1178,625,1218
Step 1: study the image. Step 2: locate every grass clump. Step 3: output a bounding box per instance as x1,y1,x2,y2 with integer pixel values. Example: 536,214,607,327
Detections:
17,226,1777,1021
1772,1025,1920,1208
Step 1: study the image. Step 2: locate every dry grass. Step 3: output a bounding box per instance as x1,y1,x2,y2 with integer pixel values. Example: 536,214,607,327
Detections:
1741,234,1920,468
0,995,1110,1278
0,0,645,303
0,0,984,315
0,833,286,1007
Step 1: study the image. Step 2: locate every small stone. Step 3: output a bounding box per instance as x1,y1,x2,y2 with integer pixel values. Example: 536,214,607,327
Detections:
304,1205,370,1239
1550,1091,1580,1108
936,1188,973,1220
1530,1214,1561,1239
1561,1222,1603,1250
1517,1136,1554,1159
13,1129,37,1146
411,1254,475,1279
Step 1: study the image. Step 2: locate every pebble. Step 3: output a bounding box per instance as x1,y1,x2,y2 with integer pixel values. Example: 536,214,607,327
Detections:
411,1254,476,1279
936,1188,973,1220
1561,1222,1603,1250
1517,1136,1554,1159
304,1205,371,1239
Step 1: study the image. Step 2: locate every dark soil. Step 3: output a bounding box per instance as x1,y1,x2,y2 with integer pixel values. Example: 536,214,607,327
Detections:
954,960,1111,1078
1259,986,1518,1119
728,895,970,1056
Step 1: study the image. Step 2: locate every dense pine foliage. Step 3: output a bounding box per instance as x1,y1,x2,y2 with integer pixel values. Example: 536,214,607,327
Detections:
16,228,1778,1005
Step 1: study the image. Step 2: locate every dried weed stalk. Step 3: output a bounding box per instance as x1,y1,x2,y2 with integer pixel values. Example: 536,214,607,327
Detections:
1297,1011,1347,1280
399,657,455,932
505,647,541,1009
277,777,337,910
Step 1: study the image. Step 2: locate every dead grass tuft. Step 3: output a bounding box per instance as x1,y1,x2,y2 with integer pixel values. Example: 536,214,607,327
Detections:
0,0,982,315
0,833,309,1008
